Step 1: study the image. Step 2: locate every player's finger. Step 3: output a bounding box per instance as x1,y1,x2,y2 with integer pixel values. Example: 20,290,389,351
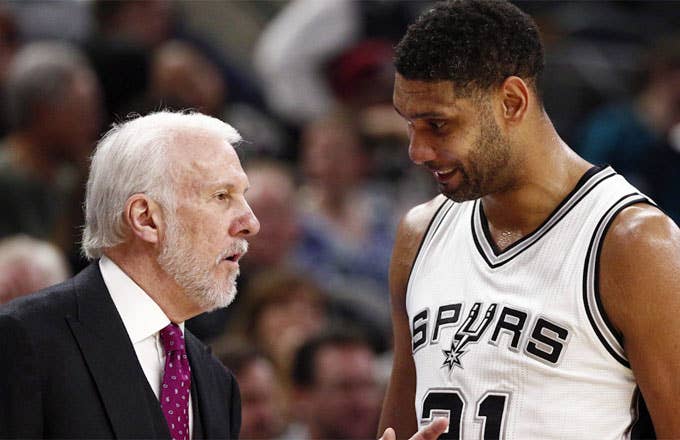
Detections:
411,417,448,440
379,427,396,440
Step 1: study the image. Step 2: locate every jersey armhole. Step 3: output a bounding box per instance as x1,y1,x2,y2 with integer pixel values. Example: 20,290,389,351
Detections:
582,193,654,368
405,199,454,298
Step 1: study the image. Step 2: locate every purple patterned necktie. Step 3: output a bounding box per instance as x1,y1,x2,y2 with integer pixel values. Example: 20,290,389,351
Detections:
159,323,191,440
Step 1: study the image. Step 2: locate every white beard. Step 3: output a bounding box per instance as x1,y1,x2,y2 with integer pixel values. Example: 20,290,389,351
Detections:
157,216,246,312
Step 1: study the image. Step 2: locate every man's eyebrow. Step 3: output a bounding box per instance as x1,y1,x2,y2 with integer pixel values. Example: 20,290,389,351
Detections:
209,180,250,193
393,106,451,120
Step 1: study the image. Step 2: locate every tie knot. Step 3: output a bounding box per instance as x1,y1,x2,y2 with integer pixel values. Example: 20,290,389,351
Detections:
159,323,185,353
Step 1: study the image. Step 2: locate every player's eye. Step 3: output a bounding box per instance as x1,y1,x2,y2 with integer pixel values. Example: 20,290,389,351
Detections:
429,120,446,130
215,192,229,201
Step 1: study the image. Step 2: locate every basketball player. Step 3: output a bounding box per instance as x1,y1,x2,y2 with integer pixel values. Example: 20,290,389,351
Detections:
378,1,680,439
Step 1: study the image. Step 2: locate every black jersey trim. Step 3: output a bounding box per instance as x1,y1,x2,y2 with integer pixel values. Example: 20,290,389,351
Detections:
472,166,616,269
628,387,656,439
406,198,454,289
471,199,495,268
582,193,653,368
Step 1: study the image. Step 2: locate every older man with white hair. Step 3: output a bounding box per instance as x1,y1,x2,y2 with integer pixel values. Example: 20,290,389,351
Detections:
0,110,259,439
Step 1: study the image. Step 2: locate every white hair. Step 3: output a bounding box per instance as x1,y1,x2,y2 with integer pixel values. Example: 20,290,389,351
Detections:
0,235,70,285
81,110,241,260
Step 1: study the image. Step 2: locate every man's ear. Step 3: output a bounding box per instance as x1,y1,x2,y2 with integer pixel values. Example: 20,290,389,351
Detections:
124,194,164,244
498,76,529,125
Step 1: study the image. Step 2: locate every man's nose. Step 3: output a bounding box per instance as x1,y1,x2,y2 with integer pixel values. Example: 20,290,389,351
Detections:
408,133,436,165
230,203,261,237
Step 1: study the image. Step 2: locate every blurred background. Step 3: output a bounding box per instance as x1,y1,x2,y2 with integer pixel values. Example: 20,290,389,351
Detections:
1,1,679,438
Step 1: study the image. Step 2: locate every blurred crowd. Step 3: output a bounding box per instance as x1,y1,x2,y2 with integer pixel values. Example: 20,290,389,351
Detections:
1,1,679,439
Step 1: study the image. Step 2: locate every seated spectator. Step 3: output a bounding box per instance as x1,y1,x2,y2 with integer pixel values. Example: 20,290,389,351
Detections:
241,159,301,273
0,41,103,270
214,340,289,440
147,40,226,117
296,112,395,306
144,40,288,159
578,34,680,222
86,0,267,128
291,328,383,440
0,235,70,305
228,270,329,378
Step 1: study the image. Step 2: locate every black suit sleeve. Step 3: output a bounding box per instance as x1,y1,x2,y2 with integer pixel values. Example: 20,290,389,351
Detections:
229,373,241,440
0,313,43,439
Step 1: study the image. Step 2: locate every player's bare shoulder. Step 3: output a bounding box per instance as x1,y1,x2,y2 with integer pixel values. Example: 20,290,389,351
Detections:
609,203,678,244
600,203,680,332
391,195,450,299
602,203,680,276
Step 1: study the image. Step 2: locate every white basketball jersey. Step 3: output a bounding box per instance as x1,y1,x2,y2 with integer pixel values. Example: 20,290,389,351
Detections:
406,166,654,440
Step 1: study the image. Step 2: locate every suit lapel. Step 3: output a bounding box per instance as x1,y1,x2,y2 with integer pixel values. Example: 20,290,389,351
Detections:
66,264,169,439
186,332,229,439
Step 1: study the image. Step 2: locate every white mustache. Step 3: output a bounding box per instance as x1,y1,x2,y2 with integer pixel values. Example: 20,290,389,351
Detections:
216,240,249,264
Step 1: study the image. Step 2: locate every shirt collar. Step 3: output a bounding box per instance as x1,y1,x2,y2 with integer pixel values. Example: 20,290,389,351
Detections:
99,255,184,343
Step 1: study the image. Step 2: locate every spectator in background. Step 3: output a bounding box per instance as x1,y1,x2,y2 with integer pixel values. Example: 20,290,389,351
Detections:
254,0,427,127
291,329,383,440
147,40,226,117
214,340,291,440
0,41,103,270
144,39,287,159
579,34,680,222
296,112,395,310
83,0,168,123
228,270,329,378
242,159,300,273
0,235,70,305
86,0,266,128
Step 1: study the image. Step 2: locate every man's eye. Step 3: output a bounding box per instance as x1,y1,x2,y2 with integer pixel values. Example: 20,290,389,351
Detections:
216,192,229,201
430,121,446,130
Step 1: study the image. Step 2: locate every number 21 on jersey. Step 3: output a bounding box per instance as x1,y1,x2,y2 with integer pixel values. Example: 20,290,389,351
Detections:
421,388,510,440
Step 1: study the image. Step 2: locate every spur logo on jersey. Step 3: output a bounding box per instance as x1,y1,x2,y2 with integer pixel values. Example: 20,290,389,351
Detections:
411,302,571,370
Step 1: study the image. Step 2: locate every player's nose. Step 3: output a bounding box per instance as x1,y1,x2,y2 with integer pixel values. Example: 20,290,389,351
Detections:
408,134,436,165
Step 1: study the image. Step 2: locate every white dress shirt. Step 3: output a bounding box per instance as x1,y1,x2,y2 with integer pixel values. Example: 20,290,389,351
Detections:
99,256,193,437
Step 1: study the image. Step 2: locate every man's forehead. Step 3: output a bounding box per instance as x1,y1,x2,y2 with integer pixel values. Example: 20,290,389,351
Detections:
169,140,247,188
393,75,466,117
394,74,458,96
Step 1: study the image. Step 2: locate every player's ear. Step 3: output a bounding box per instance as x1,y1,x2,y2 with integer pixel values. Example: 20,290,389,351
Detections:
124,194,164,244
499,76,529,125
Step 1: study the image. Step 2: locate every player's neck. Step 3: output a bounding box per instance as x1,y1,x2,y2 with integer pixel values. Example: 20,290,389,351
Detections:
481,137,591,251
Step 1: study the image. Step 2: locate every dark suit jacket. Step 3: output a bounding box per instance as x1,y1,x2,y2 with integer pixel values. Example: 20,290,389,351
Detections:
0,263,241,439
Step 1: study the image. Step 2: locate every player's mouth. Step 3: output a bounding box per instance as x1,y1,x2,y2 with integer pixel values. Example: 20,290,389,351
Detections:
433,168,457,183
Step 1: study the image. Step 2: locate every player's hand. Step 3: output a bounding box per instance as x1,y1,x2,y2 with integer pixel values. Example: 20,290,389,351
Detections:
379,417,448,440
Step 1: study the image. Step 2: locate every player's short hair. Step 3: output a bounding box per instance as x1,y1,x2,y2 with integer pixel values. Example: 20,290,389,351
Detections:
394,0,544,96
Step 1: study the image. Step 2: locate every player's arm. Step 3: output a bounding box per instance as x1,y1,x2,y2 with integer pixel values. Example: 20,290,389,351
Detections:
378,196,447,440
600,204,680,437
